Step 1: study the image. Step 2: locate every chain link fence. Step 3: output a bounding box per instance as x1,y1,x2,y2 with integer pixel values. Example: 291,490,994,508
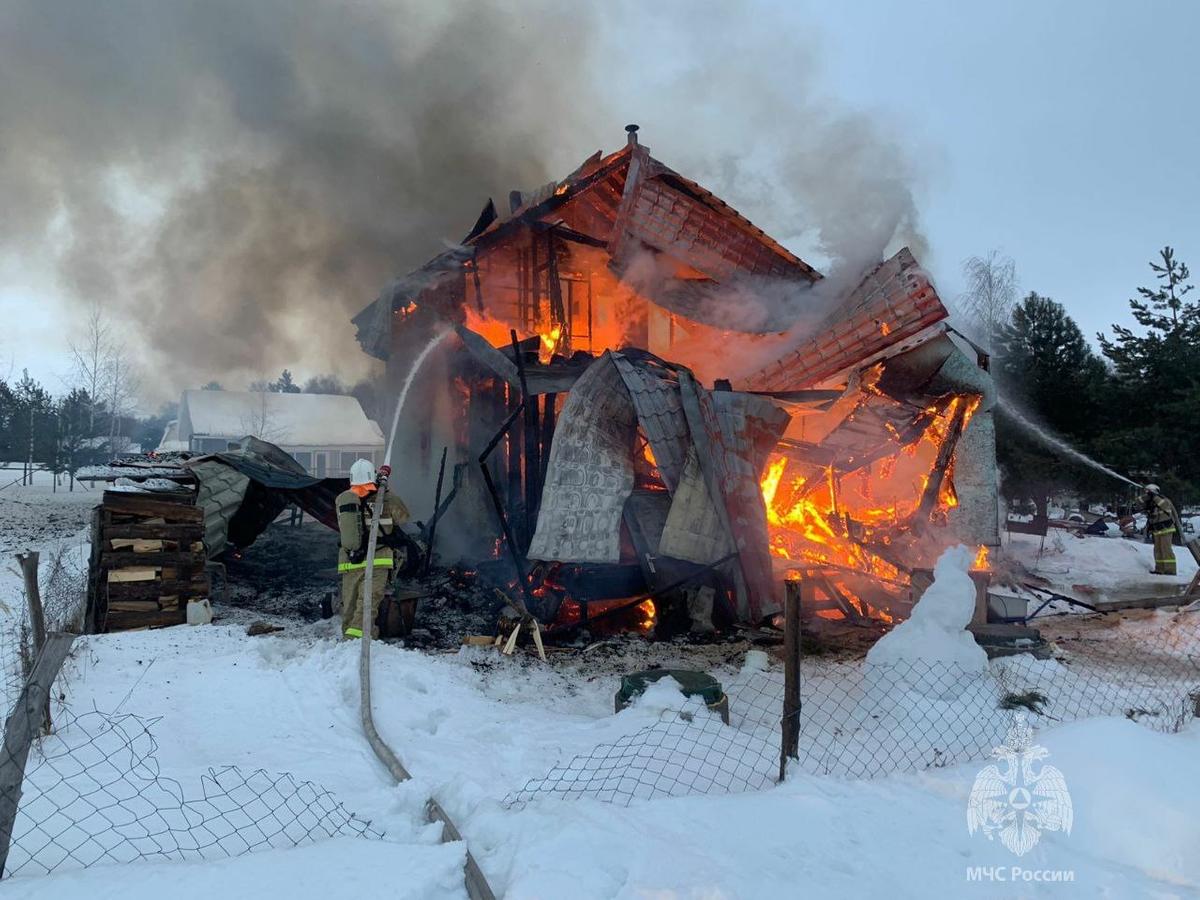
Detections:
509,607,1200,806
4,708,381,879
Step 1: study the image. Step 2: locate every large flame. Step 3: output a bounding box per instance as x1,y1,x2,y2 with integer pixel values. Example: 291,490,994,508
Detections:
760,395,981,623
464,306,521,348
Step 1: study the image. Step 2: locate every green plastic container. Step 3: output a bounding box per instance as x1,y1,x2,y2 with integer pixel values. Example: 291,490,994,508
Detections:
614,669,730,724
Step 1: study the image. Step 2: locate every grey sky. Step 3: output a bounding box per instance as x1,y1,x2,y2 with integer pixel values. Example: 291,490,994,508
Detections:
1,0,1196,403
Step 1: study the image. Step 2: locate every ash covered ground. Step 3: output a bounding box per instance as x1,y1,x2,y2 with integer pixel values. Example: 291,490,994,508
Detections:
217,518,762,675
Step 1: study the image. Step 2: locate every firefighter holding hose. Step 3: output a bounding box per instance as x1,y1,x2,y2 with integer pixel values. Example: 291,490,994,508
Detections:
1143,483,1183,576
336,459,410,639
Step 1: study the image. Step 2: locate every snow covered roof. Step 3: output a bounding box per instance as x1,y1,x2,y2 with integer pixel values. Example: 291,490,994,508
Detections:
178,390,384,447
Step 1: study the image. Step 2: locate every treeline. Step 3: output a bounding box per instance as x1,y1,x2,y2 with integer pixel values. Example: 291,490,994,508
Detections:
0,370,162,488
966,245,1196,512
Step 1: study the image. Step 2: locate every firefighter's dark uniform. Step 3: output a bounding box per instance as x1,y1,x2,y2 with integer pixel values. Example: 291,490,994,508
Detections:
1147,493,1180,576
336,488,410,638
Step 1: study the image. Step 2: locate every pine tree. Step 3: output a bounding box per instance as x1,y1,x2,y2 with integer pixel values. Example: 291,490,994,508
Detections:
274,369,301,393
995,293,1107,438
1097,247,1200,494
993,294,1110,509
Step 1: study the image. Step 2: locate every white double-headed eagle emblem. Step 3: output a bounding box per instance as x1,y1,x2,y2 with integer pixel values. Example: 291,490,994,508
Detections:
967,715,1073,856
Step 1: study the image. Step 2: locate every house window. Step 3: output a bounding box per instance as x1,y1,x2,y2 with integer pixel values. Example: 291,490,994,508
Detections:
291,451,312,472
341,451,365,474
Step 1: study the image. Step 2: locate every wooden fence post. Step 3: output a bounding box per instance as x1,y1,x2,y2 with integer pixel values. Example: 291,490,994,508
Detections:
0,632,75,878
780,575,804,781
15,553,50,735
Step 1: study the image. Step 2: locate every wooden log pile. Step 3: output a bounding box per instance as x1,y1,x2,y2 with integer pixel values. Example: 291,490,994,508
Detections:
86,491,209,632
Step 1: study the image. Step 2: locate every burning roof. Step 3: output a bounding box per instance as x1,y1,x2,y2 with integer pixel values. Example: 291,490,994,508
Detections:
351,129,997,633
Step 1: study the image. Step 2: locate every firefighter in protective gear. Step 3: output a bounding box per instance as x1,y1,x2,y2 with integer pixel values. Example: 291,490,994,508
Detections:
1143,484,1181,576
336,459,410,639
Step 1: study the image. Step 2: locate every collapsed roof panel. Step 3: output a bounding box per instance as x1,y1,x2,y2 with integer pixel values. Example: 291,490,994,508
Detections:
741,248,948,391
613,159,819,286
611,352,689,493
527,353,637,563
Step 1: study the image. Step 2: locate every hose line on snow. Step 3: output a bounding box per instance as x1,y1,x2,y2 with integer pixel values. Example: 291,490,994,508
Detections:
359,330,496,900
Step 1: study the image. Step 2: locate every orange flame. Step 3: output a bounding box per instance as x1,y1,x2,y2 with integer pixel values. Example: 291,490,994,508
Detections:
760,394,982,623
972,545,990,570
538,325,563,364
464,307,520,348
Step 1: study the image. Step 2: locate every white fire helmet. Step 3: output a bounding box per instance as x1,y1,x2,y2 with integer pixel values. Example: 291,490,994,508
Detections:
349,458,376,486
1144,483,1161,495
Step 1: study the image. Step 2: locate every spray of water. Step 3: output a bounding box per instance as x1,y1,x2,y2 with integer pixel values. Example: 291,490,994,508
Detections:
997,399,1141,488
381,331,453,466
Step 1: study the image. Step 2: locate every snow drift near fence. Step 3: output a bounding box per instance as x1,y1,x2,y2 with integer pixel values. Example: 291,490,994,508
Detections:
6,709,382,879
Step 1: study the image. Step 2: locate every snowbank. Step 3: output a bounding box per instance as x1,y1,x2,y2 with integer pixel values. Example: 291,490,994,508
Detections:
1,603,1196,895
1007,529,1198,602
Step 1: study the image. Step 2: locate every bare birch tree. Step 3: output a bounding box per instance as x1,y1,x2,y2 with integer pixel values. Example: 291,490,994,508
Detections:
104,345,140,454
959,250,1018,352
69,300,112,431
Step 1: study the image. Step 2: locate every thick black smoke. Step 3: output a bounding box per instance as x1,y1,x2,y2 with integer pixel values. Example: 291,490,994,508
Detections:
0,1,927,401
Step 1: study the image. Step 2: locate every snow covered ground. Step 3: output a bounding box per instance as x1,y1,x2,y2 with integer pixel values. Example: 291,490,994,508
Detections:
2,482,1199,896
0,620,1194,897
1005,526,1198,604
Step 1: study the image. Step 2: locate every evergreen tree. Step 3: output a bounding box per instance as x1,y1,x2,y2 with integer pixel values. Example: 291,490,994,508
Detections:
0,380,16,461
56,388,93,487
201,381,224,391
1098,247,1200,494
993,294,1110,512
274,369,300,393
302,374,347,394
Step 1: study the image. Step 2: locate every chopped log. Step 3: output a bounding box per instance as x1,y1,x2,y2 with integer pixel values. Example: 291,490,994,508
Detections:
109,538,170,552
105,608,186,629
107,566,159,583
101,491,202,522
104,523,203,540
101,551,206,569
106,579,208,601
107,600,166,613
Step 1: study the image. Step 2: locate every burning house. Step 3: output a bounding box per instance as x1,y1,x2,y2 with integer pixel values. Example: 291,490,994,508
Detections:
352,127,999,632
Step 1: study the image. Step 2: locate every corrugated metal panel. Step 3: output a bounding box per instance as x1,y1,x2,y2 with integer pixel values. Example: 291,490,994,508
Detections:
611,353,689,493
659,448,734,564
709,390,791,620
527,353,637,563
677,373,789,622
190,460,251,557
741,248,948,391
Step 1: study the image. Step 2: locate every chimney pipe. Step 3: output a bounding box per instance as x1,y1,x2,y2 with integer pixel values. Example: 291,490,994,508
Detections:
625,123,639,147
508,190,523,214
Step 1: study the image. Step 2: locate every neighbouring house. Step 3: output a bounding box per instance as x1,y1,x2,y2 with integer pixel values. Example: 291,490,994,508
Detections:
161,390,385,477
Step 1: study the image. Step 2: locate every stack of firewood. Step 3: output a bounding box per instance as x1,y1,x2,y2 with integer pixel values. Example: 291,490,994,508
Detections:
86,491,210,632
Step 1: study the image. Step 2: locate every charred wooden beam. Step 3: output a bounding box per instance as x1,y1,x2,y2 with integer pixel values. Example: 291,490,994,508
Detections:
915,399,972,522
506,382,524,548
423,446,448,576
477,399,536,611
510,330,540,552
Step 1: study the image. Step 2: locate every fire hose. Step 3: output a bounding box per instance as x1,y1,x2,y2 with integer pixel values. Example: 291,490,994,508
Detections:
359,331,496,900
